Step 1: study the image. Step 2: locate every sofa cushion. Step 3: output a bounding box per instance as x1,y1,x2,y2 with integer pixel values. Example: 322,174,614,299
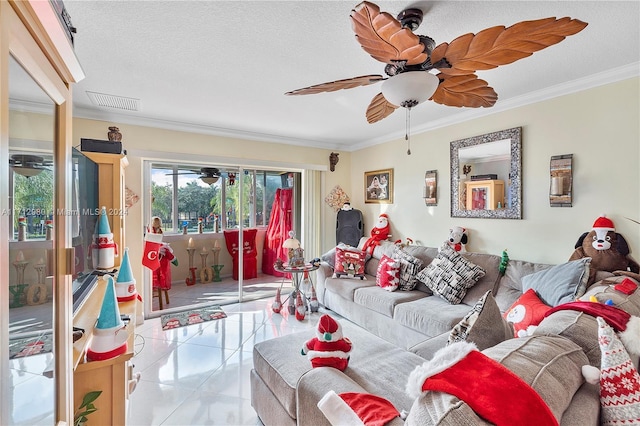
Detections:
253,319,425,422
415,245,486,304
393,246,423,291
325,276,374,301
448,291,513,350
376,255,400,291
522,258,591,306
393,296,472,337
580,275,640,316
459,252,501,305
406,335,589,425
354,286,426,318
504,288,552,337
534,310,600,367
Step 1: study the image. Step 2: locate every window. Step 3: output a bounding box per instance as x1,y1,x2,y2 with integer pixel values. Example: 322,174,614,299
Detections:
9,152,54,240
151,163,300,234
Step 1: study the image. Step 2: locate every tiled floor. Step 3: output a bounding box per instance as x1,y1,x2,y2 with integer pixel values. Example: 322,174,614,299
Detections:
9,297,327,425
131,297,329,425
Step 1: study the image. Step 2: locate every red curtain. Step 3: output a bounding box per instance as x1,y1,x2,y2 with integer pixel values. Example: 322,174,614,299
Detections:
262,188,293,277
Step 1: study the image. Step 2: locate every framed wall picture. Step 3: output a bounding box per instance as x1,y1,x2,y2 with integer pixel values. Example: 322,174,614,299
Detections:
424,170,437,206
364,168,393,204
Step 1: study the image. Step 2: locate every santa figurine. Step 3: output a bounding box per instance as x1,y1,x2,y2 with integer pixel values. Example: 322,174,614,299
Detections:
362,213,390,254
301,314,352,371
147,217,178,296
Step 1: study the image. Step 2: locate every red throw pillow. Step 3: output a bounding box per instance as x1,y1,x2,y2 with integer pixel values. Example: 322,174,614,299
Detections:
334,246,366,279
503,289,552,337
376,255,400,291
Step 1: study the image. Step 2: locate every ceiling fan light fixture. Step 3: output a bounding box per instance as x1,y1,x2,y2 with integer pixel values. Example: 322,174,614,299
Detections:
12,166,43,178
381,71,439,108
201,176,219,185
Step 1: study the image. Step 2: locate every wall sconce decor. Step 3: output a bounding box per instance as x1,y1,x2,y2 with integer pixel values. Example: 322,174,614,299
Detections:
329,152,339,172
424,170,437,206
550,154,573,207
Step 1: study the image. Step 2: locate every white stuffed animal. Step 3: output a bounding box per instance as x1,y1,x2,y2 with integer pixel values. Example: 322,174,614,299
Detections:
447,226,468,252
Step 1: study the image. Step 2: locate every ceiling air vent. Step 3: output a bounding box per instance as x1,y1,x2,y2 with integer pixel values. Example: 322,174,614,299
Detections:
86,91,140,111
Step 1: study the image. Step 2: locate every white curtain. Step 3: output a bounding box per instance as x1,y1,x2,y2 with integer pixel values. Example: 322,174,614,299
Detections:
302,170,322,260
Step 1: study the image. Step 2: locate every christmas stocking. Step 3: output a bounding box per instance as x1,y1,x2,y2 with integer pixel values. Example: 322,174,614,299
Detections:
142,233,163,271
407,341,558,426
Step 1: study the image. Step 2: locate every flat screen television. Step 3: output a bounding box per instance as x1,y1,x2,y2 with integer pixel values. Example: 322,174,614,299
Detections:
71,147,100,313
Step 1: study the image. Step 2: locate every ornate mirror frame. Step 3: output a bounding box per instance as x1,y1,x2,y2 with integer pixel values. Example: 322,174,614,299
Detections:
450,127,522,219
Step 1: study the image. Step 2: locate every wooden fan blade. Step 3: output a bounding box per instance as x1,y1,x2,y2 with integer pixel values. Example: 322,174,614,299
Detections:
431,74,498,108
285,75,385,95
432,17,588,75
366,93,399,123
350,1,427,66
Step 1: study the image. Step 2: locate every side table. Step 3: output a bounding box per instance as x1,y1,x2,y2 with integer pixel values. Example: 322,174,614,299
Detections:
273,262,319,317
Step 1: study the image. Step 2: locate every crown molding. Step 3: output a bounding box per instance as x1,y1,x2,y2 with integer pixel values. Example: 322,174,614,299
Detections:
352,62,640,151
25,61,640,153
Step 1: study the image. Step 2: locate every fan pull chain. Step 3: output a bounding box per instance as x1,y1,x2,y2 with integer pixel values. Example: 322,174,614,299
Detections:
405,107,412,155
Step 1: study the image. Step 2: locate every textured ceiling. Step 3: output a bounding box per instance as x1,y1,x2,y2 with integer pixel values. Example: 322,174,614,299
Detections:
60,1,639,151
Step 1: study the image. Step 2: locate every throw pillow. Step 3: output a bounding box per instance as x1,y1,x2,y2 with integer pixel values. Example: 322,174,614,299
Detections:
504,288,552,337
596,317,640,424
448,290,514,350
521,258,591,306
334,245,366,279
415,244,485,304
376,255,400,291
392,246,423,291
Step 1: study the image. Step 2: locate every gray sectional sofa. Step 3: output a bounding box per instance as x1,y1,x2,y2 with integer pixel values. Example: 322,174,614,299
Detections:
250,238,640,425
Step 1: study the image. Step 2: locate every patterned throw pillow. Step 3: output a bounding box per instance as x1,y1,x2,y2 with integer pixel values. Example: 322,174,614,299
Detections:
448,291,514,350
376,255,400,291
596,317,640,424
503,288,552,337
392,246,423,291
334,245,366,279
415,244,485,304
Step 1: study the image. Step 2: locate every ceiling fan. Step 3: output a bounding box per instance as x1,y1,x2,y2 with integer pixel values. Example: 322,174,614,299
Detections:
286,1,588,131
10,154,53,178
165,167,222,185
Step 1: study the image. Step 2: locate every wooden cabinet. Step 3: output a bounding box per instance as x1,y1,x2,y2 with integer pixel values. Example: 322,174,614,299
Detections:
465,179,505,210
73,277,136,425
83,152,128,267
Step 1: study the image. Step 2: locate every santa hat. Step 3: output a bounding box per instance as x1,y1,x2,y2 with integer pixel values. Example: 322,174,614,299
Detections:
596,317,640,424
593,215,615,232
316,314,343,342
544,301,640,356
317,390,400,426
406,341,558,426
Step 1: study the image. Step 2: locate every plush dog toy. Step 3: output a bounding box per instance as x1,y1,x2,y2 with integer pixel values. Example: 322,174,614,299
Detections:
569,215,640,284
362,213,390,254
301,314,352,371
447,226,468,252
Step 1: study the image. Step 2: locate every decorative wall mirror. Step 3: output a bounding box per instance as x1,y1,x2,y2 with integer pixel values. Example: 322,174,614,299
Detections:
450,127,522,219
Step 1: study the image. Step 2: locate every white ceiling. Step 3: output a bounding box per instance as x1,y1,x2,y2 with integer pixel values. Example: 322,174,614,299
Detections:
59,1,639,152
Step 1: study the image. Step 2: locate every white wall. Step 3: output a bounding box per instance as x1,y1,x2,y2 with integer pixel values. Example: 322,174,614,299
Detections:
349,77,640,265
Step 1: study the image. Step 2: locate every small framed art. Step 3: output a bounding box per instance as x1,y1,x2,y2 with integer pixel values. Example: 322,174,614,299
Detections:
364,168,393,204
